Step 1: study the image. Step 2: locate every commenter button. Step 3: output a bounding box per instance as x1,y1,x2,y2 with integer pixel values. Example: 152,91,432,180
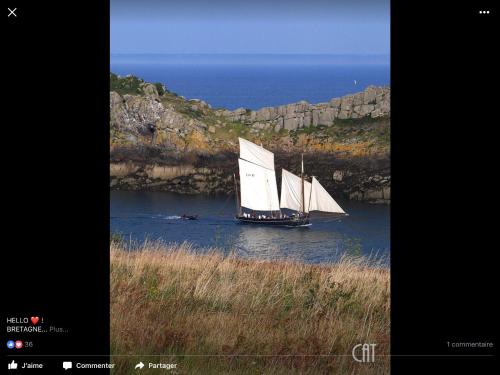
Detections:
75,363,116,369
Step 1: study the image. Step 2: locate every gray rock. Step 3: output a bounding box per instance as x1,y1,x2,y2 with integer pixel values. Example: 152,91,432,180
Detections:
364,189,384,200
303,112,312,127
297,114,305,129
256,107,276,121
336,96,354,119
284,116,299,131
126,134,138,143
275,117,284,131
383,186,391,200
338,110,351,120
110,91,123,107
371,108,384,118
329,98,341,109
332,170,344,182
318,109,335,125
359,104,375,116
353,93,364,106
110,91,208,136
363,86,378,104
252,122,269,130
350,191,363,200
377,99,390,114
141,83,159,99
233,108,246,116
312,109,320,126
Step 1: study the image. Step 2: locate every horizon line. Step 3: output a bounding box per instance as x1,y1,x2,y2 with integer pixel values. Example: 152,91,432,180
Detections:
111,52,390,56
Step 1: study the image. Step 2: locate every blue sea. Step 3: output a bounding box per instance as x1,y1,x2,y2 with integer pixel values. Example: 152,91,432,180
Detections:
111,54,390,110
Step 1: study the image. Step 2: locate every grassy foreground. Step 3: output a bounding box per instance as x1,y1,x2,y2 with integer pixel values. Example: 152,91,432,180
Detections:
110,241,390,374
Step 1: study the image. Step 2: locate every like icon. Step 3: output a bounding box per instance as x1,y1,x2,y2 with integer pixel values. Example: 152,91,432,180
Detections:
8,360,18,369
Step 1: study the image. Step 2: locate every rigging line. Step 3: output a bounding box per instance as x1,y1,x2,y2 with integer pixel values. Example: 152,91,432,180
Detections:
266,176,272,214
307,176,314,213
216,190,234,216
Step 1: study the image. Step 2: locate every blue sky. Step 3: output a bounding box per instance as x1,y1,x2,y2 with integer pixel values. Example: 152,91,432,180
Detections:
111,0,390,55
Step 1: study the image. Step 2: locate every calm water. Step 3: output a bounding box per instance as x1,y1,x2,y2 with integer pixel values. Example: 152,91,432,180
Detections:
111,54,390,110
110,191,390,264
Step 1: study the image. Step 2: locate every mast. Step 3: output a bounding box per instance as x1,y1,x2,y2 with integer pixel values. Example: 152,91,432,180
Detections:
233,173,241,216
307,175,313,213
301,153,305,215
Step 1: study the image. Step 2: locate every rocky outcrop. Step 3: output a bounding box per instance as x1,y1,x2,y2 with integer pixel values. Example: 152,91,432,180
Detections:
111,92,208,134
110,74,390,203
110,162,232,195
219,86,390,131
110,154,390,204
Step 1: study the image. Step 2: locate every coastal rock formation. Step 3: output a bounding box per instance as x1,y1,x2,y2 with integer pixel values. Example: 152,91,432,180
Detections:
219,86,390,131
110,162,232,195
110,154,390,204
111,92,207,138
110,73,391,203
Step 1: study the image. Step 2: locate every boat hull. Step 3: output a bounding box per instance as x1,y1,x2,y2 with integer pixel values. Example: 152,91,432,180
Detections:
181,215,198,220
235,216,310,227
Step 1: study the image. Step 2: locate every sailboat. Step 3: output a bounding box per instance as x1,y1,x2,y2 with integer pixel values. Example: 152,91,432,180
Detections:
234,138,347,227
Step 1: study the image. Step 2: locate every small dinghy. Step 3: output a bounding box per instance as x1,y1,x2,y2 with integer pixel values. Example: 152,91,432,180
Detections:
181,214,198,220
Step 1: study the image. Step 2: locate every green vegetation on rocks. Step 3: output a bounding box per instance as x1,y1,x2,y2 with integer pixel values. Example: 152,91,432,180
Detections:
110,73,166,96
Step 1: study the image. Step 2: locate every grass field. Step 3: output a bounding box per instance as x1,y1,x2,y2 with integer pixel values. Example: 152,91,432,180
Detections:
110,241,390,374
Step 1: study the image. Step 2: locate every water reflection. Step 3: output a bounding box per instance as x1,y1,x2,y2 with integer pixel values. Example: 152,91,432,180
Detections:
233,225,345,263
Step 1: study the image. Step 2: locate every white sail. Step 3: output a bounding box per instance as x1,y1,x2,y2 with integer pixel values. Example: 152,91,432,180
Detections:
309,177,346,214
239,137,275,171
238,158,280,211
280,169,311,213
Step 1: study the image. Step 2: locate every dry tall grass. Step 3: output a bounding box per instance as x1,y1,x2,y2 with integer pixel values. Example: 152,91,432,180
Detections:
110,241,390,374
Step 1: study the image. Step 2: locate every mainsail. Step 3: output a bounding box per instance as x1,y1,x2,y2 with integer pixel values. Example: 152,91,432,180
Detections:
280,170,345,214
238,138,280,211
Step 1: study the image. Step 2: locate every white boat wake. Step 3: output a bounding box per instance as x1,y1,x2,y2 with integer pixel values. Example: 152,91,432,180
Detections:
159,215,182,220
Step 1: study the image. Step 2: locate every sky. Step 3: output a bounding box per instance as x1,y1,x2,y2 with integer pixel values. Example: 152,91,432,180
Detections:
111,0,390,55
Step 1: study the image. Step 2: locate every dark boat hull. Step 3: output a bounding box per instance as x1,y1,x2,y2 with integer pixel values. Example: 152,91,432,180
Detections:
181,215,198,220
235,216,310,227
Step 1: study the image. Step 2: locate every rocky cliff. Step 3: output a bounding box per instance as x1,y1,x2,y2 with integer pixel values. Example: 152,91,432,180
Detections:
219,85,390,131
110,73,390,203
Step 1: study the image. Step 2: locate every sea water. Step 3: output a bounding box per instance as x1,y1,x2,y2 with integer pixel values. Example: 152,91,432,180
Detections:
110,54,390,110
110,191,390,264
